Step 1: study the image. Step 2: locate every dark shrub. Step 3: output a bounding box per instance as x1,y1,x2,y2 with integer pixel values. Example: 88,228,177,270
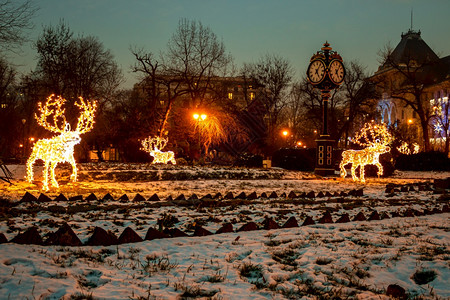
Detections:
395,151,450,171
272,148,315,171
234,153,263,168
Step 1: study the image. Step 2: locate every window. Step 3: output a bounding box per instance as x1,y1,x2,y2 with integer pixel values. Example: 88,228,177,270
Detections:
249,92,255,100
1,103,7,109
228,92,233,100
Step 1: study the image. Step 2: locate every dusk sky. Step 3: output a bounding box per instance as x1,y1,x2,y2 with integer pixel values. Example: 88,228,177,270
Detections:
9,0,450,89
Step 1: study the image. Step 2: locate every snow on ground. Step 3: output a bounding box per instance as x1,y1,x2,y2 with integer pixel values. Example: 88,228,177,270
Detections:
0,163,449,299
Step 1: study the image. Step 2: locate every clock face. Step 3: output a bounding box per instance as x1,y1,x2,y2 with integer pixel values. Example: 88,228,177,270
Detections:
307,59,326,84
329,60,345,84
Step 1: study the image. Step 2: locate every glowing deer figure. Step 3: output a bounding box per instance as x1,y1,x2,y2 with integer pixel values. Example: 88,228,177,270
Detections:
27,95,97,191
340,122,392,183
141,136,176,164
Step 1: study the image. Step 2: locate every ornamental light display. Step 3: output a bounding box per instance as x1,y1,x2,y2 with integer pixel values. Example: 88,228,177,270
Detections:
340,122,392,183
397,142,420,155
27,95,97,191
141,136,176,164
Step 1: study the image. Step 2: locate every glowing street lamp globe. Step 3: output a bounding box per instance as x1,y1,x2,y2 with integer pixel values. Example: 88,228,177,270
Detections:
193,113,207,121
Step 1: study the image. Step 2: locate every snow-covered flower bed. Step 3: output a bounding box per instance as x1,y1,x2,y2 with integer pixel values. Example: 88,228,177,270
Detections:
0,163,449,299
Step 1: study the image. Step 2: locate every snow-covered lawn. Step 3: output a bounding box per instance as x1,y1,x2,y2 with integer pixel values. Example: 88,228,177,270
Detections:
0,163,449,299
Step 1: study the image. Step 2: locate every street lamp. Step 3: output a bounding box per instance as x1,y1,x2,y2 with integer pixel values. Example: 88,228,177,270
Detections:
21,119,26,162
193,112,208,157
281,130,290,147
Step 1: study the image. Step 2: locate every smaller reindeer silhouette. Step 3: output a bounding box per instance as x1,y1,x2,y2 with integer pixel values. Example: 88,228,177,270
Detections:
340,122,392,182
27,95,96,191
141,136,176,164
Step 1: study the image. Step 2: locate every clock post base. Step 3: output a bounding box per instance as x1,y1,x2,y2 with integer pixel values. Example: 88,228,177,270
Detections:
314,136,336,177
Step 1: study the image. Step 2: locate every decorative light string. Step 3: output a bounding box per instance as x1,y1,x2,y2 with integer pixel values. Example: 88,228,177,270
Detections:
340,122,392,182
141,136,176,164
27,94,97,191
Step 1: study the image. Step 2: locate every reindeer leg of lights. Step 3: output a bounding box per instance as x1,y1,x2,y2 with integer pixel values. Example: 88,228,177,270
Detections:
50,161,59,188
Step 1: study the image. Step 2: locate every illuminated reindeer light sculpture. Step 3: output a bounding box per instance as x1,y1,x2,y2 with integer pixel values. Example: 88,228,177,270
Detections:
340,122,392,183
27,94,97,191
141,136,176,164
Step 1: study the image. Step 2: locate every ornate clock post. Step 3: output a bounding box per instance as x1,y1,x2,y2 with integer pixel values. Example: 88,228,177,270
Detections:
306,42,345,176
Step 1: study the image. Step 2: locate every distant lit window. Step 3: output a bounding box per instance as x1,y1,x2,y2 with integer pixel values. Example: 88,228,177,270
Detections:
1,103,7,109
248,85,253,89
228,92,233,100
249,92,255,100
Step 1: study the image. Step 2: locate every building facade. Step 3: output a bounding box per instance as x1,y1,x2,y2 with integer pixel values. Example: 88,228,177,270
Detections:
371,29,450,152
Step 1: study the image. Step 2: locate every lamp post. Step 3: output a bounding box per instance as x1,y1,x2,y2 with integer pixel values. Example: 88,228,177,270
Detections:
193,112,207,157
306,42,345,176
21,119,26,162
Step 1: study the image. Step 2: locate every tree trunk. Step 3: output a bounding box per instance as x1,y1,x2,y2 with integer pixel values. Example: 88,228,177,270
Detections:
420,118,431,152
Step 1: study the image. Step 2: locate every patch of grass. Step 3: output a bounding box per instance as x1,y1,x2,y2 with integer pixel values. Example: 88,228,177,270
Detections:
355,268,371,279
174,281,218,298
412,269,437,285
69,291,95,300
315,257,333,265
271,248,300,267
239,262,264,279
203,269,226,283
142,254,178,275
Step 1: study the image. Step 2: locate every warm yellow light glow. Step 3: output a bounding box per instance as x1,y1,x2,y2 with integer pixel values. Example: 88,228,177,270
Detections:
397,142,420,155
397,142,410,155
193,112,207,121
282,130,288,137
30,137,35,142
413,143,420,154
297,141,302,146
19,144,23,148
141,136,176,164
26,94,97,191
408,119,413,124
340,122,392,183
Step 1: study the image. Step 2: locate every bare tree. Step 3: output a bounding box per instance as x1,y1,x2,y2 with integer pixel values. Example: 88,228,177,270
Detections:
35,21,123,100
0,0,37,53
164,18,233,108
33,21,123,161
131,19,238,161
375,42,439,152
337,61,380,146
130,47,185,137
0,57,20,157
242,54,293,149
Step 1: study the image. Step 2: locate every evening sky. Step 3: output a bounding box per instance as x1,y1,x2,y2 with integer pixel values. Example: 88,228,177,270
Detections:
8,0,450,88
